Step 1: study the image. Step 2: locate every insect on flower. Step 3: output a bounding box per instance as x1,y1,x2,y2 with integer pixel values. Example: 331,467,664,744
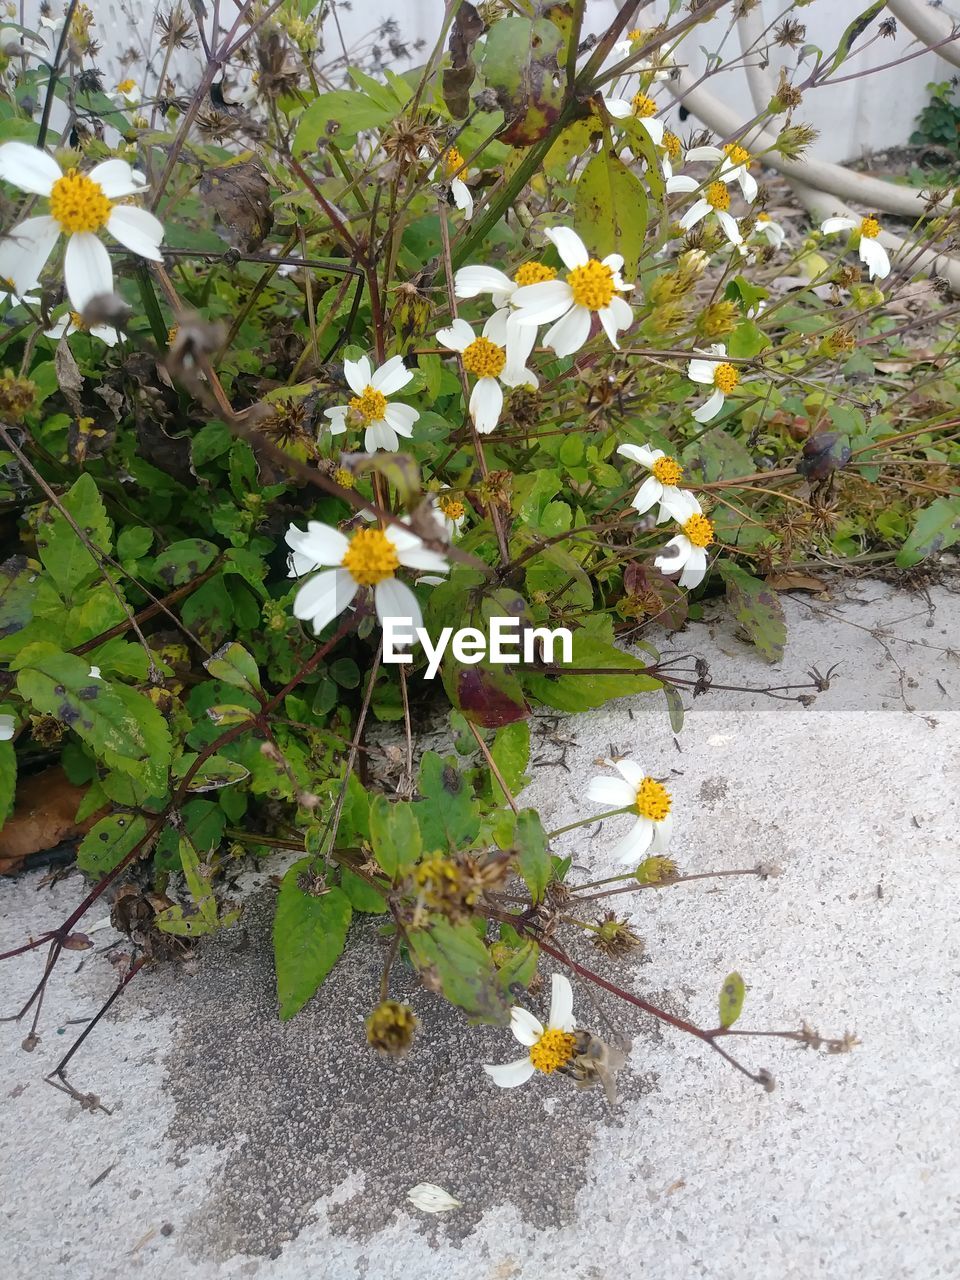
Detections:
45,309,119,346
510,227,633,357
0,142,164,311
483,973,578,1088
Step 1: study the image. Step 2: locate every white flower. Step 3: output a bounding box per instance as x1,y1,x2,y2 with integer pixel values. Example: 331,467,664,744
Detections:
586,759,674,864
0,276,40,308
110,79,141,106
0,713,15,740
511,227,633,357
613,31,675,79
667,174,742,246
687,343,740,423
754,212,786,248
453,260,558,369
483,974,577,1088
0,142,164,311
437,146,473,220
601,91,664,146
285,519,448,636
324,355,419,452
653,490,714,589
435,316,536,434
820,214,890,281
431,491,466,540
682,142,758,203
45,309,119,346
407,1184,462,1214
617,443,690,523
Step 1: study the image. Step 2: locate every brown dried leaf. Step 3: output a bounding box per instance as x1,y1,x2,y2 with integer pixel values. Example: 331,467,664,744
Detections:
199,161,274,251
0,766,106,875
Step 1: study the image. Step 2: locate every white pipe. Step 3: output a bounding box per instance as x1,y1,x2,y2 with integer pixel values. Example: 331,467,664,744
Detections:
886,0,960,71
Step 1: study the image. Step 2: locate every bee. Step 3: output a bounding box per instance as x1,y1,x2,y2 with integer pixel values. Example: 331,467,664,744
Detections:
558,1030,629,1107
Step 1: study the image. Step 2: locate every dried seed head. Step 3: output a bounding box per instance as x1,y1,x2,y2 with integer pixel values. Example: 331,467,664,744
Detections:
365,1000,418,1056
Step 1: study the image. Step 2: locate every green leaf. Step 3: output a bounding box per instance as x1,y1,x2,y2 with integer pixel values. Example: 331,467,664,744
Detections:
76,813,149,876
575,150,648,278
155,837,240,936
15,645,171,777
0,554,37,640
36,473,111,598
718,562,787,662
894,497,960,568
415,751,481,852
339,867,387,913
495,938,539,994
524,630,660,712
0,738,16,826
480,16,564,146
822,1,886,77
489,720,530,800
294,89,396,152
368,795,422,880
719,971,746,1028
726,319,769,359
408,919,509,1023
273,861,352,1020
206,703,257,727
514,808,550,904
203,641,262,693
116,526,154,561
153,538,219,587
184,755,251,791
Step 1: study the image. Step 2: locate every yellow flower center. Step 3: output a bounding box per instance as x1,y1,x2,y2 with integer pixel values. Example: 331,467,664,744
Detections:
662,131,682,162
340,527,399,586
443,146,466,179
69,311,87,331
627,28,644,42
860,216,880,239
635,776,672,821
348,384,388,425
529,1027,577,1074
682,513,714,548
49,169,113,234
712,361,738,394
723,142,750,167
438,494,465,521
631,92,657,118
567,258,615,311
333,466,355,489
167,324,179,345
117,78,136,94
513,261,557,287
462,335,506,379
706,181,730,212
651,456,683,486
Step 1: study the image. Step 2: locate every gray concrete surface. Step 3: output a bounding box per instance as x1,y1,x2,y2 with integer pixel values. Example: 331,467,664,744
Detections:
1,578,958,1280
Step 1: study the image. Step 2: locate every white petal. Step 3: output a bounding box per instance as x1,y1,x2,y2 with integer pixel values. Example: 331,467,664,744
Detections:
613,759,644,789
603,97,633,119
613,817,654,864
324,405,348,434
684,145,724,164
544,304,591,357
654,535,688,575
454,265,514,298
436,318,475,353
665,175,698,194
366,421,398,452
374,577,422,631
371,354,412,395
382,402,418,437
482,306,509,346
390,527,449,573
452,178,473,219
544,225,589,270
716,210,742,245
652,812,674,851
738,170,758,203
687,358,716,385
0,141,60,194
0,216,59,294
607,296,634,330
44,316,71,340
860,237,890,280
469,377,503,434
679,547,708,588
639,116,664,146
547,974,575,1032
618,444,659,468
106,205,163,261
631,475,663,514
510,1007,544,1046
0,714,15,739
501,312,537,374
90,324,119,345
692,388,724,423
63,232,113,311
511,279,574,324
586,775,635,807
483,1058,536,1088
287,521,349,565
820,217,857,236
293,568,358,632
407,1184,461,1214
679,200,710,230
87,158,146,198
597,300,630,348
343,356,371,394
658,485,692,523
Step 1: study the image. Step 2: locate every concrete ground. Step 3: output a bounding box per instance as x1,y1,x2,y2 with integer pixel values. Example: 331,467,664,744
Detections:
1,578,958,1280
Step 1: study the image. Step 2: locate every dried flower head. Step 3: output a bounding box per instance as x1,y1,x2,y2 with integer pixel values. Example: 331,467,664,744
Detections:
592,911,644,958
366,1000,417,1056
